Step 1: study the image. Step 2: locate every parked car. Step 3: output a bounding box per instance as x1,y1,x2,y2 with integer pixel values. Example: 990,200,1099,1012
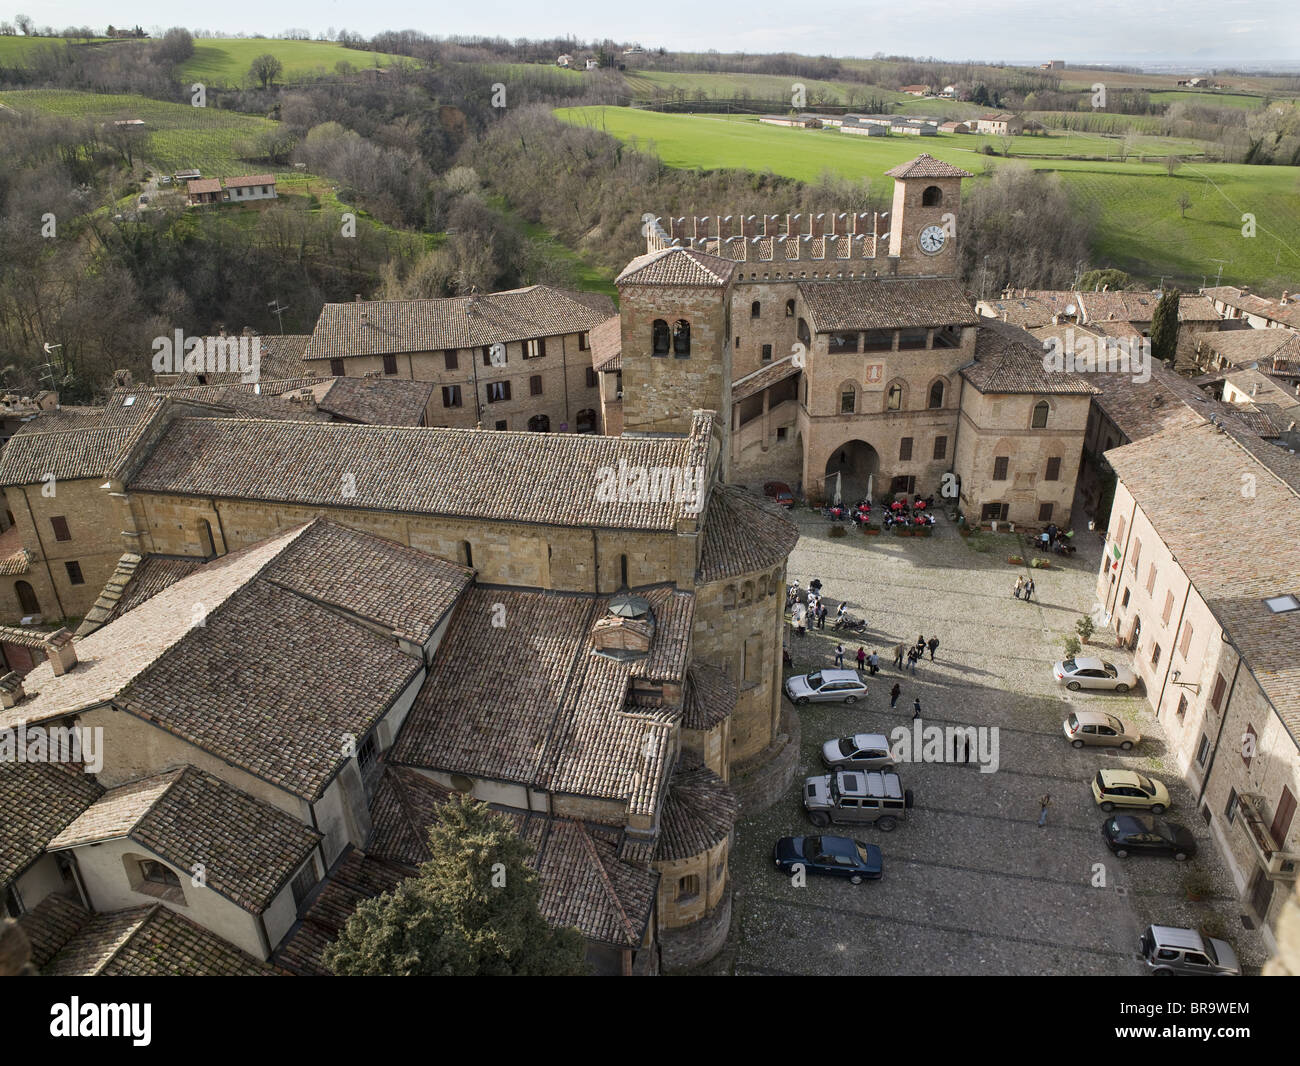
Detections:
1063,709,1140,750
785,669,867,706
1140,925,1241,976
821,732,896,771
763,481,795,507
773,834,883,884
804,770,913,831
159,175,172,184
1092,769,1170,813
1102,814,1197,861
1053,656,1138,692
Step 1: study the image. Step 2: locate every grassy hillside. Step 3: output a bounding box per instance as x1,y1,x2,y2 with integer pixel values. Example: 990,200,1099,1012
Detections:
557,106,1300,289
176,39,411,87
0,35,115,62
0,89,285,177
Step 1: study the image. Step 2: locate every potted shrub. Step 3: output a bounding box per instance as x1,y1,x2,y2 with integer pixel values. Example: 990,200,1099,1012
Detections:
1031,556,1051,570
1076,615,1096,645
863,523,880,535
1062,635,1081,659
1184,873,1214,903
1007,555,1024,565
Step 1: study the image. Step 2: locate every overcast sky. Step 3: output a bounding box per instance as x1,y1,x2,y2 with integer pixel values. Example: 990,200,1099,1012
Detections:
20,0,1300,65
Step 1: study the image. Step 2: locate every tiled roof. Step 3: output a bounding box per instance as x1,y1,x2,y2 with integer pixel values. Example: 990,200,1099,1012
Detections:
128,411,716,532
656,756,739,861
0,761,103,886
0,524,30,576
302,286,613,360
980,295,1058,328
1197,330,1300,368
590,315,622,372
731,355,800,402
1223,369,1300,413
166,336,312,386
187,178,222,195
1105,422,1300,740
799,278,977,332
41,904,281,976
111,382,328,423
961,321,1098,395
616,246,736,288
883,154,973,179
101,555,204,628
698,484,800,582
224,174,275,187
315,376,433,426
0,425,135,486
17,894,92,967
682,662,736,730
1179,295,1221,322
50,766,320,913
1079,290,1160,323
1202,287,1300,330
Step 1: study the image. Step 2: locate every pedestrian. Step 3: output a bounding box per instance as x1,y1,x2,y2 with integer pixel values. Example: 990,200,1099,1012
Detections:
916,634,926,652
907,647,918,674
912,698,922,720
1024,577,1035,602
868,650,879,676
818,604,827,630
927,636,939,661
856,646,866,671
893,642,905,669
890,682,902,708
1013,576,1024,599
1038,793,1051,827
835,643,845,667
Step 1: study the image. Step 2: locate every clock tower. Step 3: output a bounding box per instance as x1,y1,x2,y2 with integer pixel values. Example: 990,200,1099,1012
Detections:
885,154,972,278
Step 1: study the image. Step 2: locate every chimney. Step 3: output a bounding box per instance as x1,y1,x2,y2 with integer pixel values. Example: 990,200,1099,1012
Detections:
0,672,24,708
43,628,77,675
113,368,133,388
1282,291,1291,306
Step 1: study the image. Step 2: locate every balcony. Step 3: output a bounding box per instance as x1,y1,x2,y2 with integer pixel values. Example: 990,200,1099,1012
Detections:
1236,793,1300,881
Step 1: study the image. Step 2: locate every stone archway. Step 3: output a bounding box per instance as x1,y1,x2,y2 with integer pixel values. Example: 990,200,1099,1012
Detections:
823,440,880,502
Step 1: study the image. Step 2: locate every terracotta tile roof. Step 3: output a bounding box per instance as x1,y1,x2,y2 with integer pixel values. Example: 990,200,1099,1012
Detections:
104,555,204,624
883,154,973,179
128,411,716,532
656,755,739,861
590,315,622,372
224,174,275,187
166,336,312,385
316,376,433,426
1106,422,1300,740
41,904,281,976
1078,290,1160,323
682,662,736,730
303,286,613,361
1203,287,1300,330
0,523,30,576
962,321,1098,395
980,295,1058,328
0,761,103,886
187,178,222,195
799,278,977,332
7,406,106,434
1070,357,1207,442
50,766,320,913
1197,330,1300,369
731,355,800,402
616,246,736,288
1179,295,1221,322
1223,369,1300,413
1090,319,1144,340
17,894,92,967
0,425,135,486
698,484,799,582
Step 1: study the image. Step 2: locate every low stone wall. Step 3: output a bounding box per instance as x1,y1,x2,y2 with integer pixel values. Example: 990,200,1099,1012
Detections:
729,703,800,813
660,887,732,972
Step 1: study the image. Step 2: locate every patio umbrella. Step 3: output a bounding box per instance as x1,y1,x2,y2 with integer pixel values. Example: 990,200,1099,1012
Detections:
832,471,842,506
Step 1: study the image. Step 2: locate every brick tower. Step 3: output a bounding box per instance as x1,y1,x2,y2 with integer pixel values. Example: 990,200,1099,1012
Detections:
885,154,973,278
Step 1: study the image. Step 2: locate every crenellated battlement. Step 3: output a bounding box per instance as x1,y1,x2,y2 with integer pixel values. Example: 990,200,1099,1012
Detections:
646,211,890,263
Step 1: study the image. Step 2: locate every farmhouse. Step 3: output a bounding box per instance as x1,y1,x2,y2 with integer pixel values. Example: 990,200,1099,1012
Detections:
899,84,930,96
939,120,970,133
185,175,277,207
974,112,1024,136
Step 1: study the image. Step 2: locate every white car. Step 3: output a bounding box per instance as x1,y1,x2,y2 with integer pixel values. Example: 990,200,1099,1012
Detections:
1053,656,1138,693
785,669,867,706
821,733,895,771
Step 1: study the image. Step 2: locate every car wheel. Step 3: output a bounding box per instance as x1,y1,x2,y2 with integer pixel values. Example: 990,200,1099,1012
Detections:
1100,801,1115,812
1120,741,1134,751
876,816,897,832
1066,681,1081,691
1174,851,1189,862
1071,739,1085,749
1115,848,1129,858
809,812,830,827
796,697,809,706
1150,804,1165,815
844,695,858,705
850,875,863,885
1152,968,1173,976
1115,684,1130,693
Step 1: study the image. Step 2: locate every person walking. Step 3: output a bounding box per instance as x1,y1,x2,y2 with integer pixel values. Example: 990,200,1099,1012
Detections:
1014,576,1024,600
834,643,845,668
912,697,922,720
818,604,828,630
927,636,939,662
868,650,879,676
1024,577,1035,603
1038,793,1051,827
890,682,902,708
907,646,918,674
893,642,905,669
856,646,867,671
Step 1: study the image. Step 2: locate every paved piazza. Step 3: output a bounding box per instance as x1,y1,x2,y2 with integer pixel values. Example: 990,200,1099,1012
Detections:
700,505,1272,976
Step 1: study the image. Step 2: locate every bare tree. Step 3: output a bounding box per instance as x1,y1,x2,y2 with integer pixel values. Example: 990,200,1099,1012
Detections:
14,12,33,34
1177,192,1191,218
249,53,284,90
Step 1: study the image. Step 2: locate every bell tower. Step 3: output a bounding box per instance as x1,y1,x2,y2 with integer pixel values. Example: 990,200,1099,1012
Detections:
885,155,972,278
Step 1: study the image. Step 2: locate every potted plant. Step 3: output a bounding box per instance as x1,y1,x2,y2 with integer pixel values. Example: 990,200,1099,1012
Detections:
1076,615,1096,645
1062,634,1081,659
1184,873,1214,903
1031,556,1051,570
1007,554,1024,565
863,522,880,535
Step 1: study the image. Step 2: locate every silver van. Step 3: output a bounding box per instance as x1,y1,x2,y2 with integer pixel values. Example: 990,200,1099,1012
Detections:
1139,925,1241,976
804,770,914,831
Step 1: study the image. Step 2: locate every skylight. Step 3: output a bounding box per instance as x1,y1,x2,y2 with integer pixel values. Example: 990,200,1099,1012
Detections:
1264,594,1300,614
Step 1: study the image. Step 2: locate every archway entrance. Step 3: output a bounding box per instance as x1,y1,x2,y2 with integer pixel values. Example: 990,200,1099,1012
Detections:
823,440,880,503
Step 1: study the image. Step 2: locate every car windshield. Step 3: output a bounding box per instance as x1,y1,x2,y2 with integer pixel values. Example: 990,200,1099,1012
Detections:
807,672,824,688
855,843,873,864
1067,713,1079,729
802,837,820,860
1135,774,1155,794
837,738,857,757
1062,659,1078,672
1106,715,1124,732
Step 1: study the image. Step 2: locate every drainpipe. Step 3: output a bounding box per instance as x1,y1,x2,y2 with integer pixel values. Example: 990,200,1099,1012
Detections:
1104,496,1139,622
1154,577,1193,718
1196,637,1242,807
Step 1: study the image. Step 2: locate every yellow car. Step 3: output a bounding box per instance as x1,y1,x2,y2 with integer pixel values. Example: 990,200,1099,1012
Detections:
1091,769,1171,814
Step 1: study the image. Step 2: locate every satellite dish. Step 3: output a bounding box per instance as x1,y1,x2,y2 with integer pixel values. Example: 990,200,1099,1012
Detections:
1065,303,1077,316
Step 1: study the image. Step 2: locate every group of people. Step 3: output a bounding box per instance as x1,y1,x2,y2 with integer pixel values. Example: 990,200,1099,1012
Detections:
1038,523,1077,556
1013,576,1037,601
890,634,940,673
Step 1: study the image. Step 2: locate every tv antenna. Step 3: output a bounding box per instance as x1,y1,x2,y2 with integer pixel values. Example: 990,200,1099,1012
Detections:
267,299,288,335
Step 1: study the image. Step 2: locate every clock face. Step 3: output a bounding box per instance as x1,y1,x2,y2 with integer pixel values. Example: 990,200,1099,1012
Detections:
919,225,946,254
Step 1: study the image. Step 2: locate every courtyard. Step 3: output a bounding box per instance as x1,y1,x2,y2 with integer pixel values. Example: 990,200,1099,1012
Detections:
697,505,1272,976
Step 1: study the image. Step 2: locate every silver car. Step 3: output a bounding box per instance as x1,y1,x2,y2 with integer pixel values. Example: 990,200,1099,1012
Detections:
821,733,895,771
1140,925,1241,976
1053,656,1138,693
1064,709,1141,750
785,669,868,706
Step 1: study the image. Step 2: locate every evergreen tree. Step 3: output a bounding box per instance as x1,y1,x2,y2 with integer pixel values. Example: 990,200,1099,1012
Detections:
1077,268,1130,291
1150,287,1180,363
323,794,589,976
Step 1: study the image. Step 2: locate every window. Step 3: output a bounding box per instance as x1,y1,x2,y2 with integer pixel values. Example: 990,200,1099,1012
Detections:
898,328,927,350
1162,590,1174,625
981,502,1009,522
575,409,597,433
357,732,378,774
1210,673,1227,712
586,367,598,388
140,860,180,888
751,300,761,318
829,332,859,354
891,475,916,496
865,329,892,352
620,554,628,586
462,541,473,567
1131,536,1142,574
443,350,458,371
672,320,691,357
1150,643,1161,668
785,299,795,317
886,383,903,410
1176,693,1188,720
921,184,942,206
1038,502,1054,522
797,318,811,346
524,337,546,359
65,561,84,585
578,332,589,351
933,436,947,461
529,374,543,397
1145,564,1157,595
528,414,550,432
1044,456,1061,481
993,456,1009,481
735,336,741,349
1121,588,1130,608
291,862,318,909
1032,401,1050,428
1264,594,1300,613
928,380,944,409
382,354,398,375
1178,621,1194,659
761,344,772,362
899,437,913,461
50,516,71,541
1196,734,1210,766
1224,788,1239,825
442,385,462,408
494,421,507,430
840,388,856,414
486,381,511,403
481,346,501,367
776,427,787,441
329,358,345,377
1116,514,1126,544
676,874,700,901
15,581,38,615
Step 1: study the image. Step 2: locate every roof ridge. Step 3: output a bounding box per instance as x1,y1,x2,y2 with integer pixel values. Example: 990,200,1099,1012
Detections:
89,905,159,976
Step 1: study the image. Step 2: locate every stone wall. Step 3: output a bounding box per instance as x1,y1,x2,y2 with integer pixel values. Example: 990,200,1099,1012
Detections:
659,885,732,971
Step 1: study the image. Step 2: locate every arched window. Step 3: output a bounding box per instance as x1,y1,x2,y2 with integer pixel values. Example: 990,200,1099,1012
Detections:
462,541,473,568
15,580,39,615
1032,400,1050,428
673,320,691,356
797,318,811,346
758,575,768,597
887,382,904,411
785,299,795,318
741,581,754,605
575,408,597,433
928,379,945,409
527,414,550,432
750,300,761,318
922,185,943,207
652,319,670,355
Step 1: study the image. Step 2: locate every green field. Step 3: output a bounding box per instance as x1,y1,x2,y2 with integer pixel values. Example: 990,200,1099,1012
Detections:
0,35,115,62
1147,90,1272,110
176,39,411,87
0,89,286,177
558,106,1300,289
624,69,907,106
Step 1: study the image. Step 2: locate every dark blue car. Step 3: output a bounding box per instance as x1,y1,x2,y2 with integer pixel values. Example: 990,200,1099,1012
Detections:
773,835,883,883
